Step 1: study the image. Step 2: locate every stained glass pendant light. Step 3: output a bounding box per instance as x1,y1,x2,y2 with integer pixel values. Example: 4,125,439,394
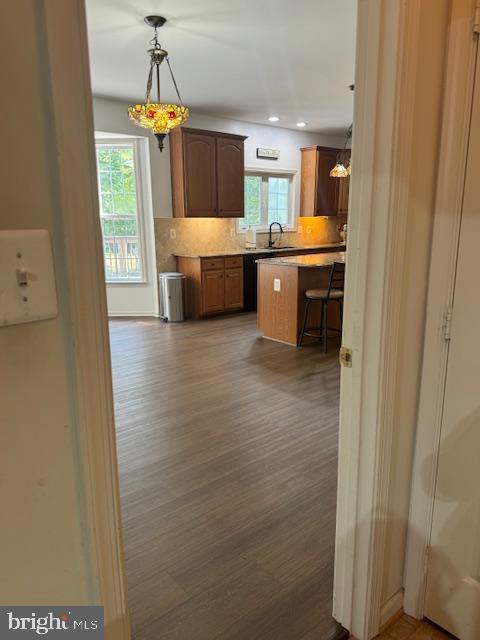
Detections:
330,124,353,177
128,16,189,151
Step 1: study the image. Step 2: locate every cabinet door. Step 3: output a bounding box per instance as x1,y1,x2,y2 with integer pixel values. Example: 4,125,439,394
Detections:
224,267,244,310
201,269,224,314
216,136,244,217
184,132,217,217
315,148,340,216
337,175,350,216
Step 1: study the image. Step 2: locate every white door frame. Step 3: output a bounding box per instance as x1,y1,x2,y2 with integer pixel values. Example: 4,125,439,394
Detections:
334,1,459,638
334,1,415,636
403,1,480,619
43,2,130,639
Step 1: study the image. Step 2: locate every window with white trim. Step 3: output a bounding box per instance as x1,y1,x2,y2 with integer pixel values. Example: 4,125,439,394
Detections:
95,141,146,283
238,170,296,231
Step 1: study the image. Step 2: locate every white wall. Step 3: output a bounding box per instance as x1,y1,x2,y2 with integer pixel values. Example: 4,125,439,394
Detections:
0,2,96,605
93,96,345,219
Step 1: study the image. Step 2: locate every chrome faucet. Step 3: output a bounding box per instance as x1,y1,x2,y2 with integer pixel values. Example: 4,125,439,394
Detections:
268,221,284,248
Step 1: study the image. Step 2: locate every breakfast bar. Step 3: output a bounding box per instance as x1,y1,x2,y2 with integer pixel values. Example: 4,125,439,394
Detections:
256,251,346,346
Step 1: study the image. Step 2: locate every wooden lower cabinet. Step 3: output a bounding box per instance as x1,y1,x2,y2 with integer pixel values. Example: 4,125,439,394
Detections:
177,247,344,319
202,269,225,314
224,267,243,310
177,256,244,318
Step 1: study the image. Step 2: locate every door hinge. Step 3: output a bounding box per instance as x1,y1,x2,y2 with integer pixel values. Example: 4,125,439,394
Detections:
474,2,480,35
339,346,352,368
443,306,453,341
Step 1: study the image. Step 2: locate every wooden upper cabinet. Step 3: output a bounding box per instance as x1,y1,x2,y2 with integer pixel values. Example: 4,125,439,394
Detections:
337,175,350,216
183,132,217,217
315,148,339,215
300,146,349,217
217,136,244,217
169,127,247,218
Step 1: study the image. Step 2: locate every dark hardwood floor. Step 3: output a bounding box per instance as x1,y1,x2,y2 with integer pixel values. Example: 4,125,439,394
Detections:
109,313,341,640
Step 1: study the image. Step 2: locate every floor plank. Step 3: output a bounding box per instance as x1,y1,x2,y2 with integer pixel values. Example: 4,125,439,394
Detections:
109,313,341,640
379,614,456,640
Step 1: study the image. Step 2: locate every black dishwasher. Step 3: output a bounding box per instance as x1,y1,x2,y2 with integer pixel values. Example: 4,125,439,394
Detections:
243,252,271,311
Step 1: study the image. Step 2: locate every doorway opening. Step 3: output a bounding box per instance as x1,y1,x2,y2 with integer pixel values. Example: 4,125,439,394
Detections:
86,1,355,638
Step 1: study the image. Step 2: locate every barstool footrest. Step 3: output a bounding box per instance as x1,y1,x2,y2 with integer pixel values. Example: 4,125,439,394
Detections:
303,326,342,339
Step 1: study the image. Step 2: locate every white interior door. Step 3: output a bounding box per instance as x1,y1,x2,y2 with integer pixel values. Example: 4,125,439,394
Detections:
424,42,480,640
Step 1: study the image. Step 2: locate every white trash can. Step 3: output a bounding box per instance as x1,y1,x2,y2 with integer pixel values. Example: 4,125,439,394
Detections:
158,272,186,322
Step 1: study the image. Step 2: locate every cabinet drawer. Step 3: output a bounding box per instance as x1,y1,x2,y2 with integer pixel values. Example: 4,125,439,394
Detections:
201,257,224,271
224,256,243,269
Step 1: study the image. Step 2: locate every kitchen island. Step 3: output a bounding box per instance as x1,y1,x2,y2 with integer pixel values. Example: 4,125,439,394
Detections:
256,251,346,346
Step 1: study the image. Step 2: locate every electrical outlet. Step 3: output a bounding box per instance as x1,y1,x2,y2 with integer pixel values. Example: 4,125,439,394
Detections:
170,228,176,239
274,278,281,292
306,225,312,234
298,226,304,234
230,227,236,237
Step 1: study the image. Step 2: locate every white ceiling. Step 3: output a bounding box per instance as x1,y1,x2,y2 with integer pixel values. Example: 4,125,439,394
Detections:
86,0,356,136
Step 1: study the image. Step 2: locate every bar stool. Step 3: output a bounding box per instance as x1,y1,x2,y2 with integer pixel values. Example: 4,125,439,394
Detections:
298,261,345,352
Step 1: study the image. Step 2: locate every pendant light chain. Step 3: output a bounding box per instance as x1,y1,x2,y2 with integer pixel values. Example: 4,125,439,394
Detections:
145,26,162,104
145,62,154,103
166,57,184,107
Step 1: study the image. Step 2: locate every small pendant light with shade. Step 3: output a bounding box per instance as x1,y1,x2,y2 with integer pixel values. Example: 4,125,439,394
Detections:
330,84,354,177
330,124,353,177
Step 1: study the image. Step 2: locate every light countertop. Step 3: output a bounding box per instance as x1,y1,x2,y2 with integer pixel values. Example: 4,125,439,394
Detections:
174,243,345,259
256,251,346,268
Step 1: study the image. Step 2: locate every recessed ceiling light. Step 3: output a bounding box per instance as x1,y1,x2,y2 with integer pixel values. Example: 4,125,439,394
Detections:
296,121,307,128
268,116,279,122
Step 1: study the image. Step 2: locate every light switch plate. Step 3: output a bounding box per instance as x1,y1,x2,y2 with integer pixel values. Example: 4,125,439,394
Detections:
274,278,281,292
0,229,58,326
170,228,176,239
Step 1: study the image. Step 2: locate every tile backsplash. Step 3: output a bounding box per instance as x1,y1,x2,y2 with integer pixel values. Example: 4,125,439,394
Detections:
154,215,346,273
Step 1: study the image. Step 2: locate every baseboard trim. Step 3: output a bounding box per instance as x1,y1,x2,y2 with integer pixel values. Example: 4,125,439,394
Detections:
260,335,297,347
108,312,159,318
380,589,404,631
326,623,350,640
